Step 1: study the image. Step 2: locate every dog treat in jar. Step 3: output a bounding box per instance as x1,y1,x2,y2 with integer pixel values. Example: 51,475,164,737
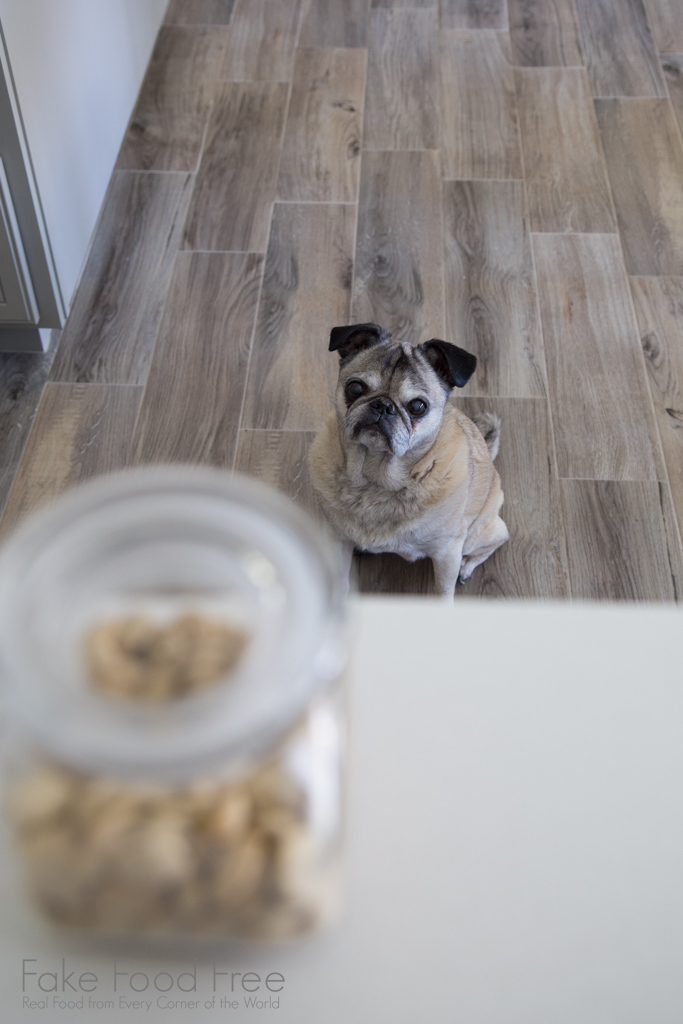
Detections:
0,466,347,941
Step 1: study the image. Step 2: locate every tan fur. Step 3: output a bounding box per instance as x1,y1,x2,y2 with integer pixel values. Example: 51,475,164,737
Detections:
309,402,508,596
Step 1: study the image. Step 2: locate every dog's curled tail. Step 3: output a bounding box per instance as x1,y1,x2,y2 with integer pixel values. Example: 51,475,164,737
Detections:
473,412,501,461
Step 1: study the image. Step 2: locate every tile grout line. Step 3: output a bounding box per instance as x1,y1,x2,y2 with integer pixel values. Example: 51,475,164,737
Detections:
185,26,228,186
591,94,671,100
590,92,675,516
629,274,683,281
511,66,587,71
437,161,446,342
232,68,295,451
293,0,306,49
514,66,560,478
228,38,290,457
512,61,585,601
657,480,683,601
658,53,683,155
154,9,273,461
47,380,146,389
274,199,359,205
516,65,573,596
555,475,671,483
230,252,268,470
348,45,369,324
442,176,525,182
434,9,446,343
117,168,202,176
124,18,230,463
639,0,674,99
238,426,333,434
622,272,683,559
529,230,620,239
176,248,266,255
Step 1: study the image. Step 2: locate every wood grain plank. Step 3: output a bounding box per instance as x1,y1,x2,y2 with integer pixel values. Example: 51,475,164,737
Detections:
220,0,302,82
660,55,683,144
0,346,56,520
643,0,683,53
453,397,570,599
509,0,584,66
373,0,436,6
182,82,289,253
533,233,664,480
363,8,439,150
50,172,193,385
233,429,321,521
117,26,228,172
440,0,507,29
0,383,141,537
299,0,369,46
560,479,676,600
352,150,444,344
355,552,435,595
241,203,355,431
441,30,522,179
165,0,235,25
515,69,616,232
574,0,667,97
132,252,263,467
596,99,683,276
630,276,683,545
444,181,546,397
658,480,683,601
277,47,366,203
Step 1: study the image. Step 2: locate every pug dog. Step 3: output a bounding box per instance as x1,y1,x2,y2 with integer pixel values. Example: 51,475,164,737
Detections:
308,322,509,597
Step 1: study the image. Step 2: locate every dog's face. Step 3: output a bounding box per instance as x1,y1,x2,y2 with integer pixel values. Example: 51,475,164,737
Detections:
330,323,477,457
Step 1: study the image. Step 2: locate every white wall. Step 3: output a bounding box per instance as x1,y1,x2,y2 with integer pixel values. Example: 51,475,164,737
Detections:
0,0,167,307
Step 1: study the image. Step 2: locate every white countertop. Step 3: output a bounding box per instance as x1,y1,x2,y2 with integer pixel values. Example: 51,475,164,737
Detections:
2,597,683,1024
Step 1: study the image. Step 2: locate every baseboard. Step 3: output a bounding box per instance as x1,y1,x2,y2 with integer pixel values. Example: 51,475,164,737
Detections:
0,325,51,352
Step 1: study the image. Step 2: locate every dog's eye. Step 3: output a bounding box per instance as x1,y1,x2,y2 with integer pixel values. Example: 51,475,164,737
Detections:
407,398,428,417
345,380,366,402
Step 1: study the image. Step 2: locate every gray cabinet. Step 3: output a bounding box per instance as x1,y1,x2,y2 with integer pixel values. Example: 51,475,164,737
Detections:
0,2,167,352
0,157,38,325
0,23,66,351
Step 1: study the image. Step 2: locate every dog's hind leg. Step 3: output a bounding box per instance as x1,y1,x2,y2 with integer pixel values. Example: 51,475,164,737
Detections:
459,516,509,582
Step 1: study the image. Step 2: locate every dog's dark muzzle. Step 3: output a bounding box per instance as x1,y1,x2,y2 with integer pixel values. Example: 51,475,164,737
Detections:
369,398,396,418
353,398,397,441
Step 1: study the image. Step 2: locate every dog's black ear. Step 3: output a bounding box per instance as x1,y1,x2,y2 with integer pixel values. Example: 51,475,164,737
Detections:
329,322,389,361
418,340,477,389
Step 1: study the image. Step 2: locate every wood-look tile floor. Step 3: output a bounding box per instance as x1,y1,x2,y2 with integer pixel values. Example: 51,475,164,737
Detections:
3,0,683,601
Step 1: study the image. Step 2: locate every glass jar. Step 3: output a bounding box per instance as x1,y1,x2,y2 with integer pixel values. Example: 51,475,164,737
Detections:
0,466,346,941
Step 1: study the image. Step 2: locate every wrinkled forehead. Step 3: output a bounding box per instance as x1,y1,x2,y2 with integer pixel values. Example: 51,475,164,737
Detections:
339,342,434,394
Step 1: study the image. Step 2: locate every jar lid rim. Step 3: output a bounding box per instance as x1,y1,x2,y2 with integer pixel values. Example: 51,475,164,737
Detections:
0,466,345,779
